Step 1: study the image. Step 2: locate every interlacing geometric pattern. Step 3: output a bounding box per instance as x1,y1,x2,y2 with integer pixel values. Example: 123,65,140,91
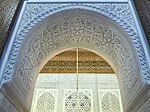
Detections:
32,89,58,112
41,49,114,73
13,15,138,97
41,61,114,73
99,90,122,112
30,74,122,112
1,2,150,111
36,92,55,112
65,90,92,112
5,3,148,84
2,2,149,99
33,89,122,112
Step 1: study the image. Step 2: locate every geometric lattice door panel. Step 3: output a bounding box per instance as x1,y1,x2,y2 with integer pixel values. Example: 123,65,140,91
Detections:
31,89,58,112
64,89,93,112
98,89,123,112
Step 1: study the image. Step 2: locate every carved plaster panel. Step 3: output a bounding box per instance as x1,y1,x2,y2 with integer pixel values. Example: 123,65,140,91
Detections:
0,2,150,112
64,89,93,112
13,14,139,98
31,74,122,112
2,9,141,108
2,3,149,87
98,90,123,112
31,89,58,112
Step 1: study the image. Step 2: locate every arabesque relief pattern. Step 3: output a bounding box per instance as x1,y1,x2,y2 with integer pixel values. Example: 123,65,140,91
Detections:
14,16,137,98
99,91,122,112
31,74,122,112
2,3,149,102
32,89,58,112
36,92,55,112
65,90,92,112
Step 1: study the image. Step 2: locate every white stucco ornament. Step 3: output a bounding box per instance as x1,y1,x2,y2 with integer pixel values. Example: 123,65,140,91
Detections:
0,0,149,112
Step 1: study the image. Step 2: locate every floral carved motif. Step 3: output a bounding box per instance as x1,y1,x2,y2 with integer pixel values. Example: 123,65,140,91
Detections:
1,3,149,102
65,90,92,112
13,15,137,98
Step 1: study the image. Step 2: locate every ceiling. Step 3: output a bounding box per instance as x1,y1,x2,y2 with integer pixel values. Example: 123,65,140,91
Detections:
40,48,114,73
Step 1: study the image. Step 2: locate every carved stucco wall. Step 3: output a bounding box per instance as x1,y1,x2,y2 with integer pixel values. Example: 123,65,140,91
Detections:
133,0,150,46
33,89,58,112
31,74,123,112
99,90,122,112
0,2,150,112
0,0,150,58
0,0,19,57
12,9,141,103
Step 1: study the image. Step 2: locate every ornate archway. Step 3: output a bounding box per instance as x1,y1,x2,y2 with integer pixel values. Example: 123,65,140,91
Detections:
0,1,150,112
